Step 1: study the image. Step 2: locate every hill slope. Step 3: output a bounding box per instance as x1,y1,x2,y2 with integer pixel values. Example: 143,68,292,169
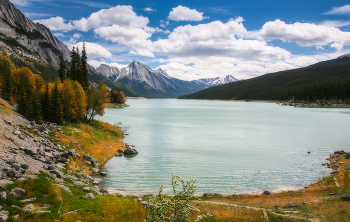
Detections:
179,55,350,101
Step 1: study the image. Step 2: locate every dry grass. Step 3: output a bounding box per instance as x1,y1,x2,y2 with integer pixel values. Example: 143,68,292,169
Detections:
0,97,11,114
53,121,125,174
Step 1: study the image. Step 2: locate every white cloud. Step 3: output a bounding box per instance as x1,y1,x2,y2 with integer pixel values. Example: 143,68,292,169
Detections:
160,19,169,28
255,19,350,47
73,5,149,31
330,42,343,50
94,25,153,49
144,7,154,12
324,5,350,15
321,20,350,28
88,60,128,69
73,33,81,38
168,5,209,22
53,32,65,37
129,49,154,57
34,16,74,31
72,42,112,59
153,18,290,61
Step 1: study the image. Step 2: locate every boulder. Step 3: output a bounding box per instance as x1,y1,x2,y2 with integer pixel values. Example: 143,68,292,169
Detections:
6,169,20,178
91,168,99,173
60,152,69,159
50,170,63,179
100,172,107,176
68,149,76,158
20,164,29,170
124,146,138,155
20,198,36,204
0,179,14,188
0,192,6,200
24,147,37,156
262,190,271,195
82,187,91,192
11,163,21,171
346,152,350,159
24,204,35,212
345,165,350,170
92,178,103,185
117,149,124,154
84,193,95,199
0,211,9,222
83,154,98,168
73,181,86,186
8,188,25,198
37,125,48,133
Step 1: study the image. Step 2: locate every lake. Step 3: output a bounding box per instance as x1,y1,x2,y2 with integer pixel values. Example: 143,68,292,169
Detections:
96,99,350,195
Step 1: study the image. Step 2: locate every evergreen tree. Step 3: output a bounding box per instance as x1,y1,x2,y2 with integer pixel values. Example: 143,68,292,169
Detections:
51,82,62,124
81,42,89,91
41,83,51,121
58,54,66,82
31,89,43,124
76,47,83,84
0,51,14,101
68,47,77,80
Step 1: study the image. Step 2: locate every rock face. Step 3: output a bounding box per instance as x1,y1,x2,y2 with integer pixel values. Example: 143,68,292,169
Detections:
0,0,71,67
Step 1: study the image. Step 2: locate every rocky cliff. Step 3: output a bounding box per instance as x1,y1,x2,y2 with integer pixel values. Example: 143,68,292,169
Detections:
0,0,71,67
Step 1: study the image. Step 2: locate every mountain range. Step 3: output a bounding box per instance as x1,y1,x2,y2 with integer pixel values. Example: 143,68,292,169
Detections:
0,0,238,98
95,62,238,98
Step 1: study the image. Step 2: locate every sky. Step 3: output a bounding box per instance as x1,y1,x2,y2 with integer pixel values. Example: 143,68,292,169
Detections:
10,0,350,80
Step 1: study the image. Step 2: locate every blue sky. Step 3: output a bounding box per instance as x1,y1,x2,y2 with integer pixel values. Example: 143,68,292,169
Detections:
10,0,350,80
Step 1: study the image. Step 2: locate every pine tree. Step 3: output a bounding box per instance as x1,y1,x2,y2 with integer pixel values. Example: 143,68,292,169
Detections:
0,51,14,101
81,42,89,91
58,54,66,82
76,47,83,84
68,47,77,80
51,82,62,124
41,83,51,121
31,89,43,124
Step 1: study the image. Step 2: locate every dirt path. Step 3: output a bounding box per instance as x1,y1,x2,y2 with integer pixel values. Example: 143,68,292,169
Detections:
195,200,320,222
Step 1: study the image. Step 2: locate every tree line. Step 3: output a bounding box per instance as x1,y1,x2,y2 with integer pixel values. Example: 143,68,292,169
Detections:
0,42,126,124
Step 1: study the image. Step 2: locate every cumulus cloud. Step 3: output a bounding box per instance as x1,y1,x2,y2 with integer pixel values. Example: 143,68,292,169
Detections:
330,42,343,50
255,19,350,47
72,42,112,59
94,25,153,49
324,5,350,15
34,16,74,31
168,5,209,22
153,18,290,61
73,5,149,31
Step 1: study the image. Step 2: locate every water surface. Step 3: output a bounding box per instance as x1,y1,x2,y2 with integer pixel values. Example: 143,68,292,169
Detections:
97,99,350,194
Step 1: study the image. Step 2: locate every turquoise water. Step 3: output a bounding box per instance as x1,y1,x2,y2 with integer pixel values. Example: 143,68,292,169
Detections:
96,99,350,195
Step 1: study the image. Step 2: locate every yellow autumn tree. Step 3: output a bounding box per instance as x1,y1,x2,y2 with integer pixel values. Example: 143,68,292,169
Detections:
62,79,78,122
73,80,87,121
85,81,109,122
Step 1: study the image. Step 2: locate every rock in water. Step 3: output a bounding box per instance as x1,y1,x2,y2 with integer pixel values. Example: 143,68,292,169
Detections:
124,146,138,155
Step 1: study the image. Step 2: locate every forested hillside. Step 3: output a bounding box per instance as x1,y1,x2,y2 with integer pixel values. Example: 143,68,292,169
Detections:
179,57,350,102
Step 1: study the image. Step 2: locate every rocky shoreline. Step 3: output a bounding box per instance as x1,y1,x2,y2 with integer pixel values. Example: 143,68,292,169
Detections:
0,99,142,221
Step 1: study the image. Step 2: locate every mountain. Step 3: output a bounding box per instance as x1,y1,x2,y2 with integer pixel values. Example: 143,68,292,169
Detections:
96,62,241,98
0,0,70,68
96,62,208,98
195,75,239,87
179,53,350,101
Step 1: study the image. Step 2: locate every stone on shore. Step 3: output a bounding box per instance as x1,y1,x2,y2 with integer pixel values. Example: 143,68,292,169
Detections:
124,146,138,155
83,154,99,168
8,188,25,198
